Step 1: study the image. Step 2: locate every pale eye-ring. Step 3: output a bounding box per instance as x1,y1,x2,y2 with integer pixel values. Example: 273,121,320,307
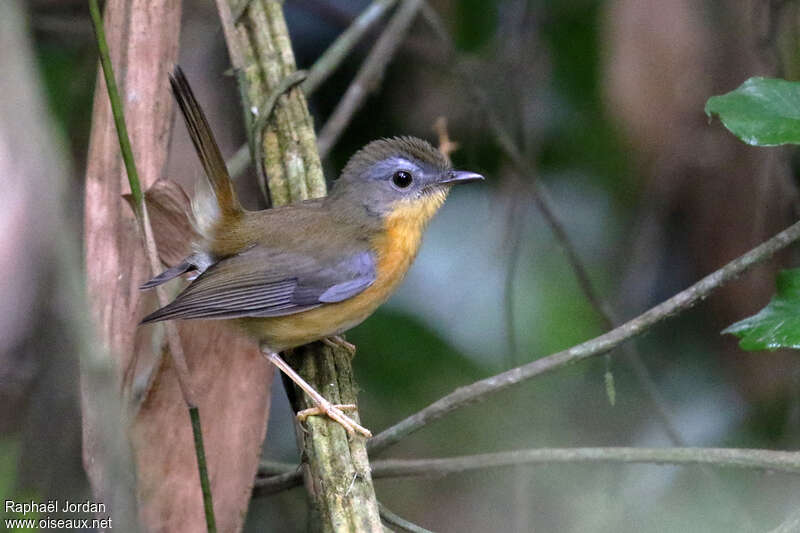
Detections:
392,170,413,189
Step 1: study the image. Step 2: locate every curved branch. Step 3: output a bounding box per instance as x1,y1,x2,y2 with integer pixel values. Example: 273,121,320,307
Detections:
420,2,689,448
252,216,800,495
368,217,800,455
379,502,437,533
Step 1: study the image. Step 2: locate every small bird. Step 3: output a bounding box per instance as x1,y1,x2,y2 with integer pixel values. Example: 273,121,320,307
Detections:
141,67,484,437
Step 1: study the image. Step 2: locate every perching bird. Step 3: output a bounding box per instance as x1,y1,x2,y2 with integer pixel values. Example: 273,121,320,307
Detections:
141,67,484,437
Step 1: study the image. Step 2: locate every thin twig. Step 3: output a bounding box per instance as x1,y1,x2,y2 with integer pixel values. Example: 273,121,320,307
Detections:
253,216,800,492
87,2,216,531
251,214,800,490
317,0,424,159
253,445,800,495
501,181,530,532
379,502,437,533
257,459,297,476
370,448,800,477
252,468,301,496
424,11,714,519
501,180,525,368
228,71,308,185
227,142,251,179
420,11,753,523
421,1,689,445
529,185,689,442
302,0,400,95
367,217,800,455
226,0,399,176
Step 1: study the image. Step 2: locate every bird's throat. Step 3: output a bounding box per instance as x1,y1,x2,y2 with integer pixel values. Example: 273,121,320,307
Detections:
372,187,449,275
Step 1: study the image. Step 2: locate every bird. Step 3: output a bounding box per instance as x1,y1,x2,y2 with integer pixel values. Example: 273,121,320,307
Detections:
140,67,484,437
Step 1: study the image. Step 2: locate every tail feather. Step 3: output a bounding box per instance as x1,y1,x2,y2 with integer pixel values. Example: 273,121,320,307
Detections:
140,260,194,290
169,66,241,218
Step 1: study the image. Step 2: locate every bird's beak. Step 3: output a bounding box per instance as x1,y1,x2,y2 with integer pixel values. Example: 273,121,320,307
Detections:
438,170,485,185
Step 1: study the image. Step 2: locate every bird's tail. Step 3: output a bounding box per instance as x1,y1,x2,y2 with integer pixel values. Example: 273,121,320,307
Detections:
169,66,242,230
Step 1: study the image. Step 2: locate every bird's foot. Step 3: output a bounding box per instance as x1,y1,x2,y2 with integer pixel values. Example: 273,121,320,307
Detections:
322,335,357,356
296,402,372,438
262,349,369,437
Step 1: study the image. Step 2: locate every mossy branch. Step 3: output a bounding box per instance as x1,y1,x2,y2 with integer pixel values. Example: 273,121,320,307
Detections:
215,1,382,530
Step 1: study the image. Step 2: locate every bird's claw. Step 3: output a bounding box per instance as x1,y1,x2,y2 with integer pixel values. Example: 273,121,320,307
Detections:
296,402,372,438
322,336,357,355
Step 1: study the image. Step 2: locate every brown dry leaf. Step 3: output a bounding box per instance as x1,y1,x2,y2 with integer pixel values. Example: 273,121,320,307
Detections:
83,1,271,531
143,178,198,266
122,178,196,266
134,321,272,533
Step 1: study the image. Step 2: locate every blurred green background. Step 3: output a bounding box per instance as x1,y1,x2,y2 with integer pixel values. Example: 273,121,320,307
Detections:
5,0,800,531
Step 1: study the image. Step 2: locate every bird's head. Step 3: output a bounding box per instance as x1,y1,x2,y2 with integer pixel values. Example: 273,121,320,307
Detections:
328,137,484,227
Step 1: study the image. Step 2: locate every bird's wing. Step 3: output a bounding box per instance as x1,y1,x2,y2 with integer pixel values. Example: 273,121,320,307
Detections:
140,247,376,323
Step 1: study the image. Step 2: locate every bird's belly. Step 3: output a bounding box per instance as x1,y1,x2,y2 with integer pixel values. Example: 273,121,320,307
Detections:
240,206,429,351
239,249,413,352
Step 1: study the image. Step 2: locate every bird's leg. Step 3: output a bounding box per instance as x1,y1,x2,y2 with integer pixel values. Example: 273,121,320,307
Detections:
262,349,372,438
322,335,357,356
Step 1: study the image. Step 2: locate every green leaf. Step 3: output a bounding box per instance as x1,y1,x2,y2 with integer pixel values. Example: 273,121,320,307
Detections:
705,77,800,146
723,269,800,350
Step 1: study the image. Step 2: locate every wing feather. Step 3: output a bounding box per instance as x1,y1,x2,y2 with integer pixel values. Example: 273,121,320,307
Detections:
141,248,376,323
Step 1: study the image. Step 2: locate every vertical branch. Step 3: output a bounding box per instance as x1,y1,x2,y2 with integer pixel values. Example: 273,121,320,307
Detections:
216,1,382,530
291,344,383,532
218,0,325,205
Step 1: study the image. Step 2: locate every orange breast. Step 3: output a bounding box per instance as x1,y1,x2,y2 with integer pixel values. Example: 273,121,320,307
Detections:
240,196,444,351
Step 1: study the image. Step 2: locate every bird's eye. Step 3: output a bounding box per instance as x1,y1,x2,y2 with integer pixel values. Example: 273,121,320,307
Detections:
392,170,413,189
